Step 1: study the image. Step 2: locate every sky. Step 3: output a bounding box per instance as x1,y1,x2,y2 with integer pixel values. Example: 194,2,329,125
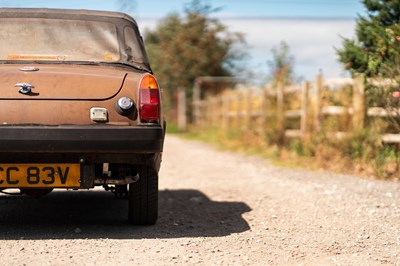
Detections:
0,0,368,80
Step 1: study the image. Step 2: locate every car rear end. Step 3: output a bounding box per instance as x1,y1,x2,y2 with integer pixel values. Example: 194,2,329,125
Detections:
0,8,165,225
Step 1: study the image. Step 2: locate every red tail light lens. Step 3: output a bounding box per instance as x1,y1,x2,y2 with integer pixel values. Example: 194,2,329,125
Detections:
139,74,160,123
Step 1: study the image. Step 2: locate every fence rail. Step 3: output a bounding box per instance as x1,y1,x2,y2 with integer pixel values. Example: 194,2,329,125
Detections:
191,74,400,143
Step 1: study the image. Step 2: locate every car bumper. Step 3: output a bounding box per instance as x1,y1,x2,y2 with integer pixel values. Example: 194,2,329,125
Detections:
0,125,164,153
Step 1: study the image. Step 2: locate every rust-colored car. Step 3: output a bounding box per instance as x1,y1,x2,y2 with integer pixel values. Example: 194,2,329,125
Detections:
0,8,165,225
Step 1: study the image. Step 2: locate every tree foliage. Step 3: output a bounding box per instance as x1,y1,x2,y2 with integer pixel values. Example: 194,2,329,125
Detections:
144,0,245,96
338,0,400,131
337,0,400,80
268,41,295,86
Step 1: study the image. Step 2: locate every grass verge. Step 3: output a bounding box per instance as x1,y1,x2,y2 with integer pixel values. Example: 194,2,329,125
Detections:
174,124,400,180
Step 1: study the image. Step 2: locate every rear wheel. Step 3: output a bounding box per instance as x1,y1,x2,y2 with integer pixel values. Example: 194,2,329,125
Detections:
128,163,159,225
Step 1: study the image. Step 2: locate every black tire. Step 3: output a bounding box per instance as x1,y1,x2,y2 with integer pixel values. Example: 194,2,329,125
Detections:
128,163,159,225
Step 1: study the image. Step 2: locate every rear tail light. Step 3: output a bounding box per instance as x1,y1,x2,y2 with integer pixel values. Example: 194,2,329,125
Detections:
139,74,160,123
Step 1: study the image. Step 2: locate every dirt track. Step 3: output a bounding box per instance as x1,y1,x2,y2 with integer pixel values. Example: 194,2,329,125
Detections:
0,135,399,265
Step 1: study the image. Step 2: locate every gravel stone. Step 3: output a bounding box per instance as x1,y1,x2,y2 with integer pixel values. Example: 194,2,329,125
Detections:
0,135,399,265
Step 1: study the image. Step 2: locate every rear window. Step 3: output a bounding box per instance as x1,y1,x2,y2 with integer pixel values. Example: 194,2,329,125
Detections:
0,18,120,62
124,27,147,64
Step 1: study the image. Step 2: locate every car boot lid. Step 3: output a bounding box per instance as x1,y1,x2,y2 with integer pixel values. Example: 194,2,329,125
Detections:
0,64,130,100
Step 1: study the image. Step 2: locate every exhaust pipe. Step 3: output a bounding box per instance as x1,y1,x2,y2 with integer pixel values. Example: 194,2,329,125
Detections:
94,174,139,186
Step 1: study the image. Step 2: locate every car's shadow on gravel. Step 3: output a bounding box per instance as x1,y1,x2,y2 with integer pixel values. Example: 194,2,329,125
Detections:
0,189,251,240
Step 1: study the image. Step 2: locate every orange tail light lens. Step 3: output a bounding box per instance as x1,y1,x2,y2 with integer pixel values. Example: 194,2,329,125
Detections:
139,74,160,123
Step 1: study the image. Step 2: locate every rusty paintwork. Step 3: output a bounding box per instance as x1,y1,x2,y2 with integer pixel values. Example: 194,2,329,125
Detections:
0,65,126,100
0,8,164,225
0,64,145,125
0,8,154,126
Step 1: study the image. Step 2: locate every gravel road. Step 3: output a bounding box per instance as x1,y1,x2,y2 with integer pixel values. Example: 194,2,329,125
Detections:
0,135,399,265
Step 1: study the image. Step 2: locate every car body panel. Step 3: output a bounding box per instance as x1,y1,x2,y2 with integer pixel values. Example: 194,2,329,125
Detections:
0,64,126,100
0,64,147,125
0,8,165,192
0,125,164,153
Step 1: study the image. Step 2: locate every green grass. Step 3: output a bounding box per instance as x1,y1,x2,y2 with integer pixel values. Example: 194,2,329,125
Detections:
176,126,400,179
165,122,184,134
177,127,289,167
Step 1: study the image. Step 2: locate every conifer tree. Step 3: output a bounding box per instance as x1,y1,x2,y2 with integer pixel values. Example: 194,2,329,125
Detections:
337,0,400,79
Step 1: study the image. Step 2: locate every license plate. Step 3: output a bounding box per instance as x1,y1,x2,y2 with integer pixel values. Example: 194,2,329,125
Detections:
0,164,81,188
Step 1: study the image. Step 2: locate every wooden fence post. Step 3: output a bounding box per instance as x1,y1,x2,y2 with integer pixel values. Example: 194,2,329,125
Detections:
210,98,216,127
247,87,253,129
352,75,366,129
207,99,212,126
277,81,285,144
214,98,220,126
177,87,187,131
222,95,229,131
217,96,223,127
192,80,201,126
259,87,269,136
237,90,242,130
314,72,323,132
301,81,310,136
